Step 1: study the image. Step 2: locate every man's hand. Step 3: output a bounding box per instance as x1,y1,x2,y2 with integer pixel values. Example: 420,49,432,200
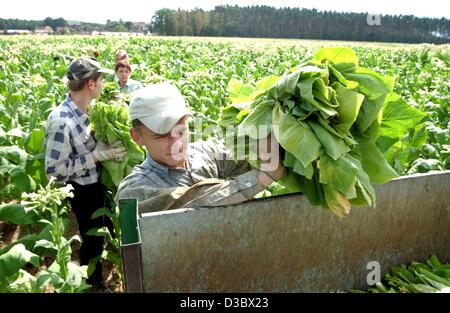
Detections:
93,141,127,162
257,133,285,185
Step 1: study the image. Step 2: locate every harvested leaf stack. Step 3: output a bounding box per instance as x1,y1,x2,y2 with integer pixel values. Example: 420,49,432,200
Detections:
89,101,145,191
224,47,420,216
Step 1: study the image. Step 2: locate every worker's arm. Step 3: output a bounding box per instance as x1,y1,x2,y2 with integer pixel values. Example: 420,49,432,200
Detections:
115,137,284,214
204,137,284,182
115,167,283,214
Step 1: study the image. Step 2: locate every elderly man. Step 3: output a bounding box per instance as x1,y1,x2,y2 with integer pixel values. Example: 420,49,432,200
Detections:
116,82,285,213
45,57,127,291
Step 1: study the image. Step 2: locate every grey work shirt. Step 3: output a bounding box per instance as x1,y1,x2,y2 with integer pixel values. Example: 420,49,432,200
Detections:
119,78,143,94
116,139,267,213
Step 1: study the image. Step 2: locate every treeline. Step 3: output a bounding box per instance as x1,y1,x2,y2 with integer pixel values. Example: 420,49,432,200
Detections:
0,17,146,33
0,17,67,31
151,5,450,43
105,20,149,33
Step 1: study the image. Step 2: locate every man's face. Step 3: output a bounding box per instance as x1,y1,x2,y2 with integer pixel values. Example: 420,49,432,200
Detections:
117,67,131,85
131,117,190,168
89,74,104,99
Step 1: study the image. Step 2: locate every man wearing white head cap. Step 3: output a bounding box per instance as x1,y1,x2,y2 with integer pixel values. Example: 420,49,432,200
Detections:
116,82,285,213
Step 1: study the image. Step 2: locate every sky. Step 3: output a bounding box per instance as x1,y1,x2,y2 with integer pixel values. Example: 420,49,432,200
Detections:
1,0,449,24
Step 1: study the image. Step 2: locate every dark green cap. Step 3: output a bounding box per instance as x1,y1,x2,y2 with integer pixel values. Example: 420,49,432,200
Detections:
66,57,114,81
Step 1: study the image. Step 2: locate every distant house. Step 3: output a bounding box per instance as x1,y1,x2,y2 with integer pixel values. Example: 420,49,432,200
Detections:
5,29,32,35
67,20,82,32
34,26,53,35
56,26,71,34
67,20,81,26
132,22,147,32
91,31,145,37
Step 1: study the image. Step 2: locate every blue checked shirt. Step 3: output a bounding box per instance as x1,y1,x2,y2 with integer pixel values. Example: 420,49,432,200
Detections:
44,95,99,185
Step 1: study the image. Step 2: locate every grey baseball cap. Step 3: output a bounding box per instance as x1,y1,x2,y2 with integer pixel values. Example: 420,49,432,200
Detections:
66,57,114,81
129,83,192,134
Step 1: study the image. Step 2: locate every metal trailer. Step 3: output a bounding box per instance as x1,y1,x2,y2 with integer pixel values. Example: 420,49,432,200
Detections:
119,170,450,292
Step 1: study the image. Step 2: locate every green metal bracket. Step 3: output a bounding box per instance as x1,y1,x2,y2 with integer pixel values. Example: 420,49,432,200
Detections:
119,198,140,245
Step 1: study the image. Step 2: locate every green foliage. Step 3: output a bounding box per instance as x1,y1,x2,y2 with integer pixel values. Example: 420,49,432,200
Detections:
0,178,89,293
352,255,450,293
86,202,123,285
227,47,407,216
89,101,145,190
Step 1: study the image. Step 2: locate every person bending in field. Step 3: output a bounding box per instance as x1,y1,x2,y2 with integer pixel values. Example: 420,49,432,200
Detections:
115,50,128,63
116,82,285,213
44,57,127,292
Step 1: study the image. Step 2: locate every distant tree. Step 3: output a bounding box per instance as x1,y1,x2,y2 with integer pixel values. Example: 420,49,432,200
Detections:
150,6,450,43
152,8,176,35
124,21,133,32
42,17,66,31
113,24,128,32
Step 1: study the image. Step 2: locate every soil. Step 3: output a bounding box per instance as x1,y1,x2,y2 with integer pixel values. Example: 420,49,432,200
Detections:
0,212,123,293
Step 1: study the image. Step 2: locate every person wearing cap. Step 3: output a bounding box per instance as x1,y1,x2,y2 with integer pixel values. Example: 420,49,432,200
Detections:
115,82,285,213
115,50,128,62
115,60,143,94
45,56,127,291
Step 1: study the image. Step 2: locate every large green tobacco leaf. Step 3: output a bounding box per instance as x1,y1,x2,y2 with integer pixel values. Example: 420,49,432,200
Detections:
312,47,359,73
25,128,45,155
0,156,12,176
228,75,280,104
334,84,364,134
253,75,280,99
354,255,450,293
345,68,395,133
267,71,300,100
317,116,357,146
378,92,428,146
356,95,388,133
319,154,358,195
227,78,254,104
329,65,359,89
348,154,376,207
346,67,394,100
354,135,399,184
273,104,322,168
0,146,28,166
307,121,350,160
0,244,40,278
238,99,275,139
9,168,36,193
0,203,38,225
407,158,444,174
284,151,314,179
297,78,338,119
101,158,129,188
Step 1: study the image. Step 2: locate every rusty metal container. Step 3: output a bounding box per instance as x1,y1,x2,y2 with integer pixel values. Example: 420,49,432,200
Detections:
120,170,450,292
